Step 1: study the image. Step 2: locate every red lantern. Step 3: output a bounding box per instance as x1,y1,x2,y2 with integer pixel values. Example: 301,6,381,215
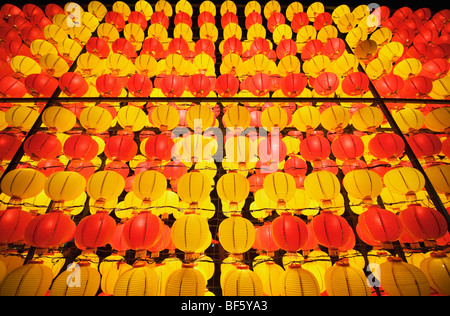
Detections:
109,222,129,253
20,26,45,45
313,12,333,30
198,11,215,27
311,210,353,256
267,12,285,33
0,76,27,98
122,211,163,253
195,39,215,58
221,11,238,29
24,210,75,249
8,15,32,32
280,73,308,97
442,137,450,159
59,72,89,97
5,39,33,59
374,74,404,97
331,133,365,162
63,134,99,162
112,38,137,59
44,4,64,20
258,134,287,164
188,73,212,97
341,159,367,175
127,73,152,97
291,12,310,33
135,159,159,175
314,158,339,175
168,37,190,56
24,133,62,161
147,223,171,254
421,58,450,79
86,37,110,58
249,37,271,56
245,11,262,29
405,43,430,62
302,222,319,251
37,158,65,177
322,38,346,60
163,160,187,182
0,133,21,161
313,72,339,96
271,212,309,253
248,173,265,193
145,134,174,162
0,207,32,247
368,132,405,162
104,135,138,162
248,73,272,96
401,76,433,98
104,160,129,179
358,205,403,246
141,37,164,59
105,11,126,31
174,11,192,27
407,133,442,162
341,72,369,96
215,74,239,97
399,205,448,244
150,11,169,29
299,135,331,162
368,159,390,177
256,222,279,255
128,11,147,30
74,211,116,251
160,74,184,97
356,222,381,247
30,13,52,30
222,36,243,56
276,38,297,59
284,156,308,179
301,39,323,61
25,73,58,98
96,74,123,97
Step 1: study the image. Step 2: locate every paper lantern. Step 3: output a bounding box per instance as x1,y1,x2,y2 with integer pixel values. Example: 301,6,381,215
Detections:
420,251,450,296
341,72,369,96
380,256,430,296
0,207,32,247
383,167,425,200
218,213,255,257
0,260,53,296
50,260,100,296
248,73,272,96
263,171,296,208
1,168,46,201
86,36,110,58
312,72,339,96
171,212,210,260
86,171,125,204
75,211,116,251
44,171,86,203
132,170,167,205
104,135,138,162
279,263,320,296
79,106,113,134
320,105,350,133
216,172,249,211
186,104,215,132
271,212,309,253
324,259,371,296
343,169,383,203
165,263,206,296
311,210,353,256
215,74,239,97
222,264,264,296
280,73,308,97
24,73,58,98
408,133,442,162
24,210,75,249
284,156,307,179
292,106,321,133
256,221,279,255
392,108,425,134
151,104,180,131
351,106,384,133
253,261,283,296
358,205,403,246
424,107,450,133
398,205,447,243
122,211,163,254
63,134,99,162
258,133,287,164
41,106,76,133
109,222,129,254
114,261,159,296
368,132,405,162
23,133,62,161
0,134,21,162
145,134,175,162
177,171,211,209
304,171,340,204
58,72,88,97
331,133,365,162
425,164,450,198
127,73,152,97
223,105,251,130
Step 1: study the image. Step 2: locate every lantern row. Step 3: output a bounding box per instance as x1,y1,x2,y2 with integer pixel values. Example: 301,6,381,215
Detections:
0,0,449,297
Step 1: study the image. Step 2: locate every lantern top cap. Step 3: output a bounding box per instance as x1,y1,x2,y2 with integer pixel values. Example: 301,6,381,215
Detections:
430,251,447,258
387,256,403,262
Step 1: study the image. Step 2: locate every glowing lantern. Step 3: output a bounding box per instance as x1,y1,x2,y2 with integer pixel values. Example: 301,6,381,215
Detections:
218,213,255,258
324,259,371,296
104,135,137,163
132,169,167,206
0,134,21,162
284,156,307,180
272,212,309,253
408,133,442,162
383,167,425,200
279,263,320,296
320,105,350,133
24,73,58,98
341,72,369,96
292,106,321,133
343,169,383,204
380,256,430,296
171,212,210,260
165,263,206,296
368,132,405,163
23,133,61,161
280,73,308,97
44,171,86,204
86,37,110,58
258,133,287,164
420,251,450,296
222,264,264,296
263,172,296,208
424,107,450,133
1,168,46,202
311,210,353,256
127,73,152,97
0,260,53,296
260,105,288,132
87,171,125,206
351,106,384,133
299,135,331,167
50,260,100,296
75,211,116,251
145,134,174,162
255,261,284,296
223,105,251,130
0,76,27,98
96,74,123,97
216,172,249,212
331,133,365,162
114,261,159,296
256,221,279,255
63,134,99,162
40,53,69,77
151,103,180,131
177,171,211,209
393,58,422,79
425,164,450,199
186,104,215,132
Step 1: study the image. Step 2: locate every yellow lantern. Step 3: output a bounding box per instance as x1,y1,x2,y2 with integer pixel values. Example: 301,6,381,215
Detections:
114,261,159,296
58,38,83,61
383,167,425,200
151,103,180,131
343,169,383,204
50,261,100,296
77,52,102,77
218,213,255,258
165,263,206,296
171,212,210,260
39,53,69,77
278,55,301,76
425,164,450,199
86,171,125,205
5,106,39,132
430,77,450,99
392,108,425,133
79,106,113,134
420,251,450,296
151,189,179,218
393,58,422,79
42,106,77,133
30,39,58,59
195,255,215,281
424,107,450,133
255,261,284,296
44,171,86,204
216,172,249,211
286,188,311,215
100,260,132,295
222,264,264,296
1,168,46,202
10,56,41,78
320,105,350,133
379,256,430,296
200,0,216,16
324,259,371,296
263,171,296,208
97,22,120,44
132,170,167,207
186,104,215,132
0,260,53,296
200,22,218,42
117,106,147,133
177,171,211,209
106,53,135,76
351,106,384,132
292,105,321,133
88,1,108,21
223,105,251,131
135,54,158,77
0,250,24,275
304,170,341,205
260,105,288,132
279,263,320,296
302,259,326,293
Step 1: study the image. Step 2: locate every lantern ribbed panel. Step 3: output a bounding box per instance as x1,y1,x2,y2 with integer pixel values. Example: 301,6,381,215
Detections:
86,171,125,202
304,170,340,201
0,208,32,245
279,264,320,296
177,172,211,205
255,262,284,296
100,261,132,295
358,207,402,243
172,213,210,253
131,169,167,201
383,167,425,196
75,212,116,250
114,265,159,296
44,171,86,202
311,211,352,250
324,262,371,296
122,211,163,250
222,266,264,296
272,213,309,252
0,168,46,200
165,265,206,296
420,252,450,296
263,172,296,204
216,172,250,205
343,169,383,201
50,264,101,296
380,259,430,296
0,262,53,296
399,205,447,241
218,215,255,254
